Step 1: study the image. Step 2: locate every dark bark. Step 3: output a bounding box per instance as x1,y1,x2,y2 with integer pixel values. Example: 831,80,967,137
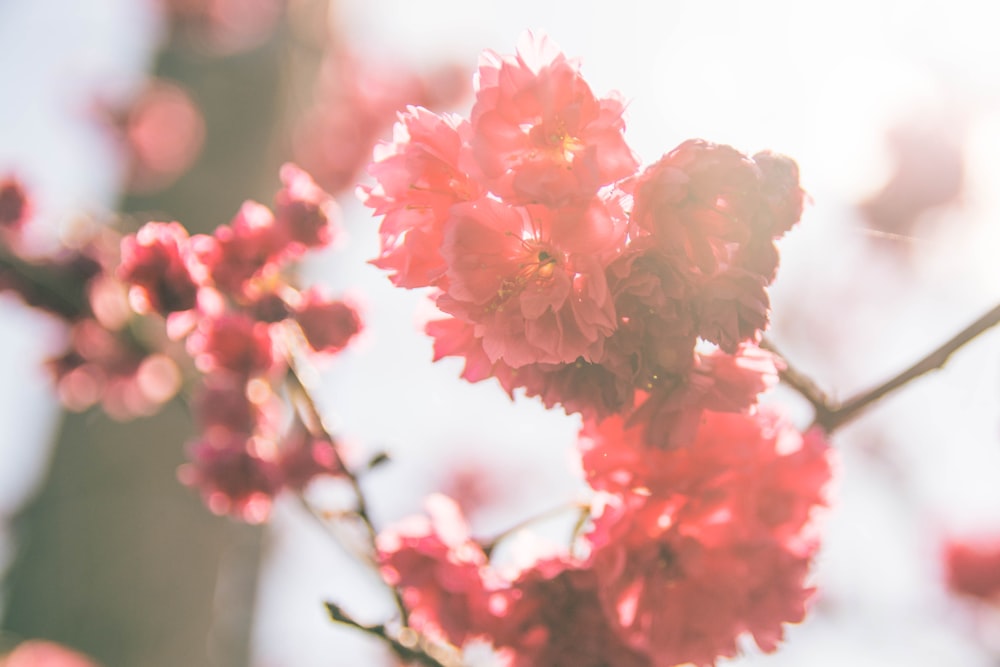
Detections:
3,21,295,667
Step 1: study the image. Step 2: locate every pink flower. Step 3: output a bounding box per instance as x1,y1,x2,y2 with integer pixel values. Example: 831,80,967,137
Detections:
426,316,503,384
1,640,100,667
292,289,362,354
490,557,650,667
273,163,339,250
117,80,205,194
192,375,267,438
437,198,618,367
607,242,699,389
178,434,283,523
426,316,633,420
470,31,638,206
695,344,781,413
625,345,780,449
581,410,832,666
186,312,274,377
360,107,482,288
48,320,182,421
631,140,757,274
276,423,343,491
943,537,1000,602
193,201,287,297
691,269,770,352
376,494,494,646
630,141,804,281
751,150,805,238
118,221,202,315
499,355,637,422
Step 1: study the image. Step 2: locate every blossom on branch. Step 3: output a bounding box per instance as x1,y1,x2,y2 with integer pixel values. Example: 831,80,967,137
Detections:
377,494,496,647
470,31,638,207
118,221,202,315
364,32,803,451
581,410,832,666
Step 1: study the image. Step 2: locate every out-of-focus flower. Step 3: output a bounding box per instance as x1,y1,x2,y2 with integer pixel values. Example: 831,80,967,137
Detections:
0,640,101,667
276,426,343,492
858,112,964,247
295,49,470,195
273,163,340,251
292,289,362,354
192,201,287,298
118,81,205,193
118,221,202,315
0,176,31,231
186,312,274,377
162,0,285,54
943,537,1000,602
178,434,283,524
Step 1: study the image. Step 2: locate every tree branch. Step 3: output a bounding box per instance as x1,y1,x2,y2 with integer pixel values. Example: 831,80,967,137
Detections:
284,358,411,627
324,602,456,667
765,301,1000,433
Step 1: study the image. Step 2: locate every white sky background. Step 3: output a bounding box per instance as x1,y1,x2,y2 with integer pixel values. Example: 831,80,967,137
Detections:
4,0,1000,666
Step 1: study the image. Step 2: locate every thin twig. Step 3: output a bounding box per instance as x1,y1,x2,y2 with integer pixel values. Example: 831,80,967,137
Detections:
324,602,455,667
759,337,837,427
479,501,590,558
284,358,411,627
765,301,1000,433
294,493,377,568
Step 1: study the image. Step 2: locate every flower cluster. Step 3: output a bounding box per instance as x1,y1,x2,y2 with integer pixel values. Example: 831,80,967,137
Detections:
0,176,184,419
115,164,360,521
0,166,360,522
377,412,831,667
2,27,839,667
365,33,832,666
361,31,803,449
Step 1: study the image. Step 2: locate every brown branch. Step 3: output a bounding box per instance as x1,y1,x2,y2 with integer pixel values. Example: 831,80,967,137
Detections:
284,358,410,627
765,301,1000,433
294,493,377,568
759,337,837,427
324,602,456,667
0,248,95,319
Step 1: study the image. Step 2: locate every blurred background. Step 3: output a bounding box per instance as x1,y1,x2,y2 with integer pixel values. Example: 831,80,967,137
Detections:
3,0,1000,665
